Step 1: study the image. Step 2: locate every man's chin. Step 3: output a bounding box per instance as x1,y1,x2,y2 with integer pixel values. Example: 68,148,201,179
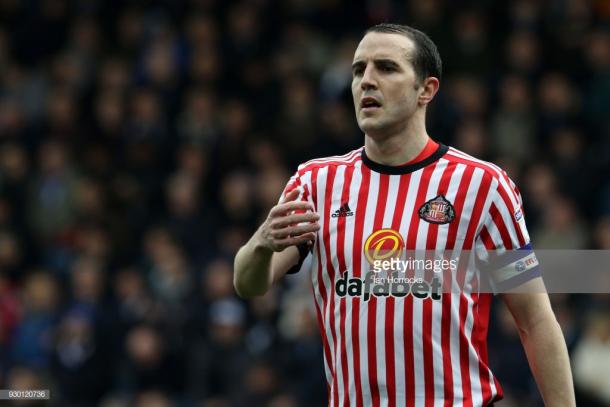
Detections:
359,119,388,135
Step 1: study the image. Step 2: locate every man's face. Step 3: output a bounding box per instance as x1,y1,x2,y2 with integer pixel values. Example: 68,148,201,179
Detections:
351,32,422,137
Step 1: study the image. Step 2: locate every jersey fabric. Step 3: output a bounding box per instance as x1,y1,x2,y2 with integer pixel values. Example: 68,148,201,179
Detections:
281,143,536,407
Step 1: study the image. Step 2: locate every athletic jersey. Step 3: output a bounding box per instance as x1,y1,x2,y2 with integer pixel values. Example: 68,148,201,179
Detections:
281,143,539,407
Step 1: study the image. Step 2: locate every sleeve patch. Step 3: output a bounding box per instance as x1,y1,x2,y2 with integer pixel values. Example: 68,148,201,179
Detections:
514,208,523,222
489,251,539,284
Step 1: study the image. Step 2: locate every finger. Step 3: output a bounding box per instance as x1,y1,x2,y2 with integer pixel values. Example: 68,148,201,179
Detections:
272,223,320,239
269,200,314,217
271,213,320,228
281,188,300,203
276,232,317,248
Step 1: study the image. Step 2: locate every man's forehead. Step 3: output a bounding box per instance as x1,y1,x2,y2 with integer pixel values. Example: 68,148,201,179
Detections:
353,32,415,62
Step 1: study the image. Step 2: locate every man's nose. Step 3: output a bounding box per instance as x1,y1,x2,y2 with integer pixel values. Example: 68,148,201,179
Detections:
360,64,378,90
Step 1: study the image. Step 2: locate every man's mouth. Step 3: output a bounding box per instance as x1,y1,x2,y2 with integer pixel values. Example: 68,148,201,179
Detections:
360,97,382,111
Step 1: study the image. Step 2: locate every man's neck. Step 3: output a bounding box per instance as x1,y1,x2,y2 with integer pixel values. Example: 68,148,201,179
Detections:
364,120,430,166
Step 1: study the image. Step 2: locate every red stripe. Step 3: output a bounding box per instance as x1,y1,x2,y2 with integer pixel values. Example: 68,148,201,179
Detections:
443,164,475,251
368,173,389,407
302,183,310,203
312,167,334,398
440,164,475,406
456,172,493,285
320,166,340,406
497,168,519,204
404,165,435,405
312,277,333,387
472,293,493,404
385,173,411,407
443,164,475,405
458,296,472,407
495,184,526,247
476,228,505,403
421,161,457,405
337,165,355,406
478,227,494,250
456,170,493,406
351,164,370,407
489,203,514,250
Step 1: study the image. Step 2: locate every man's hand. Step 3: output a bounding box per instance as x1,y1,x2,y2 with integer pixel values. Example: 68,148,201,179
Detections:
234,188,320,298
256,188,320,252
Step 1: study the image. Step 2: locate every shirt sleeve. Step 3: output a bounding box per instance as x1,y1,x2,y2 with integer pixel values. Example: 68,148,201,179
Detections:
279,170,314,275
475,172,540,292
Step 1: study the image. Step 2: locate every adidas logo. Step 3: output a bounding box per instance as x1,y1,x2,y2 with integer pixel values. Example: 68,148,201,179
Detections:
332,203,354,218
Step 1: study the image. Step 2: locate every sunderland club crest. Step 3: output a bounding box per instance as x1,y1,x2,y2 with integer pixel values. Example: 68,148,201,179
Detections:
418,195,455,224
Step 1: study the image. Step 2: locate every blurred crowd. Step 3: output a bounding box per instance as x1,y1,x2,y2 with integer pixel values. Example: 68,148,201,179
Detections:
0,0,609,406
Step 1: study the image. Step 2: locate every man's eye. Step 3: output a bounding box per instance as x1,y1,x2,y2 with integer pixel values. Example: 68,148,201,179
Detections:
353,68,363,76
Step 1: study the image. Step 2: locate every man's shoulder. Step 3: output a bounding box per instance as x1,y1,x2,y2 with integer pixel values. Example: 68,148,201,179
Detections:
296,147,364,173
443,146,512,186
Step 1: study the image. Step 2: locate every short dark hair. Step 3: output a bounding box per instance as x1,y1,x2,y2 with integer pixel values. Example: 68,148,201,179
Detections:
365,23,442,83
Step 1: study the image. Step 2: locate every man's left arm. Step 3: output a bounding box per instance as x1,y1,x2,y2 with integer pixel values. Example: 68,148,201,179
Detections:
499,277,575,406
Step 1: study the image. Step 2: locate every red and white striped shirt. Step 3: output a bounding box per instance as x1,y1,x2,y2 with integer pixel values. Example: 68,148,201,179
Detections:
282,143,535,406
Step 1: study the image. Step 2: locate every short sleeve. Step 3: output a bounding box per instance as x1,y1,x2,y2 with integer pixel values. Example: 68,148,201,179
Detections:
475,173,540,292
279,170,313,274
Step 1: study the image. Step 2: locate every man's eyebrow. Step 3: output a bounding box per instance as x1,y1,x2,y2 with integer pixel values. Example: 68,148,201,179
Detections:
351,58,401,69
374,58,401,67
351,60,365,70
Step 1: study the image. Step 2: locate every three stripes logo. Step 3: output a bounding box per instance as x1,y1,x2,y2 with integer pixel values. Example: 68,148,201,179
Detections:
332,203,354,218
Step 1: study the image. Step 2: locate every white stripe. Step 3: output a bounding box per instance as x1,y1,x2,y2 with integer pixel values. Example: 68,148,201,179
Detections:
393,293,407,406
301,148,362,168
344,161,361,406
373,173,401,407
359,169,380,405
458,168,486,405
462,167,490,404
412,160,447,406
307,168,334,386
491,183,527,248
483,217,508,255
311,235,333,384
447,165,487,403
465,293,483,407
330,165,347,404
463,169,487,292
315,166,337,400
432,161,465,407
396,169,423,404
446,148,501,178
464,167,503,402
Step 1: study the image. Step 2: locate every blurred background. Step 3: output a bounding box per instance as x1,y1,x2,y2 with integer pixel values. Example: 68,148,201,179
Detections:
0,0,609,406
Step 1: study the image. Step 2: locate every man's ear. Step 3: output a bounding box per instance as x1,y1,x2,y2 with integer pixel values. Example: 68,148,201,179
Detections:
418,77,440,106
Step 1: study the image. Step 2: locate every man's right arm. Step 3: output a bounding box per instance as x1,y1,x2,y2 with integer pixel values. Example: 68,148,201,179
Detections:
233,189,319,298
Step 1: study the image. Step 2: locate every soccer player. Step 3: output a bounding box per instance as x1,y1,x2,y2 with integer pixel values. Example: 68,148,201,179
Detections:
234,24,575,406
